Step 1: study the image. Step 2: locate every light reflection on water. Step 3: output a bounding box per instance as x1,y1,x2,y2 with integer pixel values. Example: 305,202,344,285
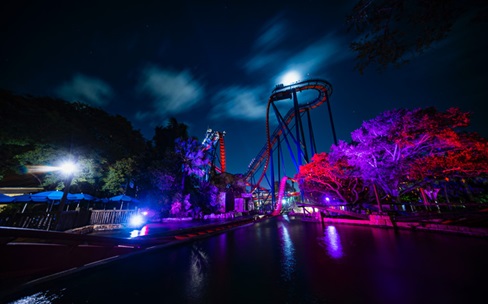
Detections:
129,225,149,238
322,225,343,259
4,216,488,304
9,290,62,304
278,216,296,281
187,244,209,301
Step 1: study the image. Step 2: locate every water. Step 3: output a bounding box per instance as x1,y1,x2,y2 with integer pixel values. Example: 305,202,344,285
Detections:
88,218,234,239
4,215,488,303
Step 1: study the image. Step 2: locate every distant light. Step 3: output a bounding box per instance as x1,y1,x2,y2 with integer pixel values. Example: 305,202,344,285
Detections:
281,71,301,85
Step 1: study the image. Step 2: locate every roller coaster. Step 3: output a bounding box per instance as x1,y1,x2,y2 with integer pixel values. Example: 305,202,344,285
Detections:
201,128,226,180
200,79,335,211
244,79,336,210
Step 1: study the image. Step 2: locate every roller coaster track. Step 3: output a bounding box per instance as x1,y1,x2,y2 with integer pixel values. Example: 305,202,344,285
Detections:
245,79,333,193
201,129,226,177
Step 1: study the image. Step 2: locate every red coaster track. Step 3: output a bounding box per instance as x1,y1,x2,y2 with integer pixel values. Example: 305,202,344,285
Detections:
245,79,334,197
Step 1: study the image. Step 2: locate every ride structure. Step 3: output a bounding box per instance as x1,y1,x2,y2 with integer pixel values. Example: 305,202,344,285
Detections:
245,79,336,211
201,128,227,181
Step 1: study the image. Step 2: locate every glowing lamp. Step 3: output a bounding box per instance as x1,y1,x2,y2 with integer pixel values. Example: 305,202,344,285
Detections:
59,161,78,176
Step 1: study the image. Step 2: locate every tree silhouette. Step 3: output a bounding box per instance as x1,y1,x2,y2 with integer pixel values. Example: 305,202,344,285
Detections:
347,0,488,73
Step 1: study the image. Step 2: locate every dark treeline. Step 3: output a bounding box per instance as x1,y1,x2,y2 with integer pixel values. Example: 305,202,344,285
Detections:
0,90,245,216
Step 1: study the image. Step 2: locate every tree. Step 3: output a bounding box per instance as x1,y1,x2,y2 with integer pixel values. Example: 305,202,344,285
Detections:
188,180,221,218
294,152,364,207
336,107,486,205
0,90,146,197
152,117,188,159
102,158,137,195
175,137,209,192
211,172,247,198
347,0,488,73
407,132,488,203
170,193,191,217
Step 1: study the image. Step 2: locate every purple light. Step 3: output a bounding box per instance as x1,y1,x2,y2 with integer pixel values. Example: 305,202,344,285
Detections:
324,226,343,259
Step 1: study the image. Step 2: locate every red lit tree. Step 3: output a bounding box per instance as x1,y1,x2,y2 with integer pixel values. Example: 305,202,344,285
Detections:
335,107,484,206
407,132,488,203
294,152,364,207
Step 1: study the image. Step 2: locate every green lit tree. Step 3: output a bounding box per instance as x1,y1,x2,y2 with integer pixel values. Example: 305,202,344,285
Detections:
102,158,137,195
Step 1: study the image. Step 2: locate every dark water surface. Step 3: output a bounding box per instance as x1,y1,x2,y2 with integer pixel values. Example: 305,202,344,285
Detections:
5,215,488,303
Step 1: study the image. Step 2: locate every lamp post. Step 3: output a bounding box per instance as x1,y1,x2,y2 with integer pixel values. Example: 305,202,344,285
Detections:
54,161,77,230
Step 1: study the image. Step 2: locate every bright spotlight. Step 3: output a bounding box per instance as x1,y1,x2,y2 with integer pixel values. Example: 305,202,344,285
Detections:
60,161,78,175
281,71,301,85
129,214,146,227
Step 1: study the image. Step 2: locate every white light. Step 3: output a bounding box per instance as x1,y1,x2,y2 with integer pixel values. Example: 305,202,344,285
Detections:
281,71,301,85
60,161,78,175
129,214,145,227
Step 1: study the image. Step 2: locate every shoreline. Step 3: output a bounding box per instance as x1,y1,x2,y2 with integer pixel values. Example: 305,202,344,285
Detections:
294,212,488,239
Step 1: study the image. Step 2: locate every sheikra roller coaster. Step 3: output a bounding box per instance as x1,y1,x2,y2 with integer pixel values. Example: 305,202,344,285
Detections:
244,79,337,212
201,128,227,180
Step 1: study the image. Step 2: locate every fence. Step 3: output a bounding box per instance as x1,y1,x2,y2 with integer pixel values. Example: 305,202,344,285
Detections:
0,209,138,231
89,210,138,225
0,212,57,230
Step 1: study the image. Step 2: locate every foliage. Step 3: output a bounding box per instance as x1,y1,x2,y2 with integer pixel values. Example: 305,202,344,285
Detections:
175,137,209,192
0,90,250,217
298,107,488,206
170,193,191,217
408,132,488,181
347,0,488,73
102,158,137,195
152,117,189,158
211,172,247,197
188,180,221,218
295,152,364,206
135,118,190,213
0,90,146,197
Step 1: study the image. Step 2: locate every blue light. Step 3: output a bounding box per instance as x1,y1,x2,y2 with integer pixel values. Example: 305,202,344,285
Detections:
129,214,145,227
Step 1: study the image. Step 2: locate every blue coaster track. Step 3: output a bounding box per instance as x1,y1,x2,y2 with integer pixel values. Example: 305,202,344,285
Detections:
245,79,336,208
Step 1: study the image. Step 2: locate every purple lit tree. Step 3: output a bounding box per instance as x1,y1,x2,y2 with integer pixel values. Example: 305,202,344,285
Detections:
172,137,209,216
334,107,484,208
175,137,209,191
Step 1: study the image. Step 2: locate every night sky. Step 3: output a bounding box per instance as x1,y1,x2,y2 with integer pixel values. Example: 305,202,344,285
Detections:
1,1,487,174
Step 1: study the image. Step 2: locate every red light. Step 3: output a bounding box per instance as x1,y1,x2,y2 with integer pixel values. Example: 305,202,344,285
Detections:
140,225,149,236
